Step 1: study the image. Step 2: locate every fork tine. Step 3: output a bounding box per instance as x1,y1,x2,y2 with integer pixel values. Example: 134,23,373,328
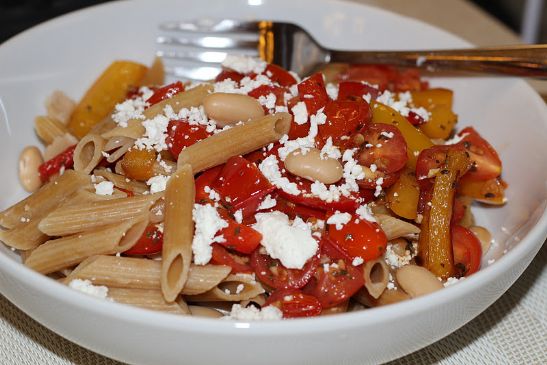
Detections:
157,35,258,50
157,49,258,64
163,64,222,81
159,19,259,33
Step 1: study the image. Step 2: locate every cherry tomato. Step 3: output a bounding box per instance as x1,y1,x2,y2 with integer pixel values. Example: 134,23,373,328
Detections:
337,81,379,102
456,127,502,181
406,110,426,126
452,198,466,224
452,225,482,276
145,81,185,106
357,123,408,174
38,145,76,182
250,248,319,289
269,195,327,221
265,288,322,318
215,69,244,83
213,156,275,217
318,100,371,147
341,65,398,91
297,73,328,115
194,165,223,204
415,144,467,190
124,224,163,255
217,210,262,254
327,213,387,262
264,63,297,87
393,68,424,92
210,244,253,274
166,120,211,158
247,84,287,112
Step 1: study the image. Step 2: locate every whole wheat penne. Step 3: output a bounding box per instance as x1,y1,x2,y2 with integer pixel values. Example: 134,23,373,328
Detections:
0,213,48,250
26,218,146,274
45,90,76,124
0,170,89,229
177,112,292,173
73,133,106,174
376,214,421,240
363,259,390,299
141,56,165,86
107,287,189,315
153,160,176,176
102,84,212,140
43,133,78,161
38,193,160,236
149,198,164,223
34,116,69,144
354,287,410,308
186,273,265,302
89,116,117,135
103,136,135,163
161,165,194,302
93,169,149,194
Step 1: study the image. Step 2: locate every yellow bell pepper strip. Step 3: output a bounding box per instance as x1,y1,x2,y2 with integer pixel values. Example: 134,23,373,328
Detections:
411,89,457,140
68,61,148,138
458,176,507,205
386,167,420,220
418,148,470,280
410,88,453,109
371,101,433,169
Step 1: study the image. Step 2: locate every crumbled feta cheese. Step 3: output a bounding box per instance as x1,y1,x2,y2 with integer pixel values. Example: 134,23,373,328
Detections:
203,186,221,202
258,155,300,195
222,55,267,74
252,212,318,269
94,181,114,196
224,304,282,321
356,204,376,222
291,101,308,125
384,242,417,268
445,133,469,145
234,209,243,224
257,194,277,210
146,175,170,194
375,90,429,121
326,211,352,230
111,90,150,128
134,114,170,151
326,83,339,100
444,277,463,287
320,137,342,160
68,279,110,300
277,108,327,161
352,257,364,266
258,93,277,111
192,204,229,265
362,93,372,103
235,283,245,294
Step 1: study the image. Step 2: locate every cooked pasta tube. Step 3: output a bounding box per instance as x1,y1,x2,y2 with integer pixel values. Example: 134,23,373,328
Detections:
103,136,135,163
376,214,421,240
152,160,176,176
93,169,148,194
354,287,410,307
0,170,89,229
362,259,390,299
186,274,265,302
38,193,160,236
161,164,195,302
43,134,78,161
65,255,231,295
141,56,165,86
177,112,292,173
102,84,212,140
34,116,68,144
73,133,106,174
89,116,117,135
45,90,76,124
107,288,189,315
0,213,48,250
26,217,147,274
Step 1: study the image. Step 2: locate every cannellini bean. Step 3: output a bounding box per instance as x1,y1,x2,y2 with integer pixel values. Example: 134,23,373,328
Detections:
396,265,443,298
18,146,44,192
284,148,343,184
203,93,264,127
469,225,492,253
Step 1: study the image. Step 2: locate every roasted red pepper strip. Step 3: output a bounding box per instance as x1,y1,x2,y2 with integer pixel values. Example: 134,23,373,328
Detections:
38,145,76,182
124,224,163,255
145,81,185,106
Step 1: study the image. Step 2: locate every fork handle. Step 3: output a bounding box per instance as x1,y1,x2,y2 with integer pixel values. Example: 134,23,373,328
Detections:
329,44,547,78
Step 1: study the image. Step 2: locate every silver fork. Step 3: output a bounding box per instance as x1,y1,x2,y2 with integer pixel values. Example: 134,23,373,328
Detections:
157,19,547,82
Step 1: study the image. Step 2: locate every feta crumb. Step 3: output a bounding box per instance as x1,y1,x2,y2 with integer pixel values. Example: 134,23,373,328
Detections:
68,279,110,300
356,204,376,222
444,277,463,287
326,211,352,230
258,93,277,110
445,133,469,145
192,204,229,265
235,284,245,294
291,101,308,125
257,194,277,210
223,304,282,321
384,242,417,268
234,209,243,224
352,257,364,266
222,55,267,74
146,175,170,194
320,137,342,160
258,155,300,195
326,83,339,100
94,181,114,196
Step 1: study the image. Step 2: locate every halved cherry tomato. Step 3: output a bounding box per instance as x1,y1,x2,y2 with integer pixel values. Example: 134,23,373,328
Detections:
265,64,297,87
38,145,76,182
456,127,502,181
452,225,482,276
341,65,398,91
415,144,466,190
215,69,244,83
210,244,253,274
250,248,319,289
166,120,211,158
337,81,379,102
145,81,184,106
297,73,328,115
124,224,163,255
318,100,371,147
357,123,408,174
265,288,322,318
452,198,465,224
303,238,364,308
217,210,262,254
213,156,275,217
327,213,387,262
194,165,223,204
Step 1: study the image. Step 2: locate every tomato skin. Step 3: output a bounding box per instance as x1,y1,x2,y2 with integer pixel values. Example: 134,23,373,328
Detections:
318,100,371,147
337,81,380,102
327,213,387,262
268,195,327,221
250,248,319,290
145,81,184,106
452,225,482,276
297,73,328,115
166,120,211,158
265,64,297,87
124,224,163,255
215,69,244,83
415,144,466,190
265,289,322,318
247,84,287,112
194,165,224,204
406,110,426,126
357,123,408,174
216,210,262,254
341,65,398,91
456,127,502,181
38,145,76,182
210,244,253,274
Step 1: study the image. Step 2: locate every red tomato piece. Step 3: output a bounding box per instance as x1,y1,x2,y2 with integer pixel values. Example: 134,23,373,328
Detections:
337,81,380,102
166,120,211,158
452,225,482,276
247,84,287,112
406,110,426,126
415,144,468,190
264,64,297,87
341,65,398,91
456,127,502,181
145,81,185,106
194,165,224,204
213,156,275,218
265,288,322,318
124,224,163,255
357,123,408,174
297,73,328,115
327,213,387,262
268,195,327,221
210,244,253,274
393,68,424,92
250,248,319,290
38,145,77,182
452,198,465,224
215,69,244,83
318,100,371,148
216,210,262,254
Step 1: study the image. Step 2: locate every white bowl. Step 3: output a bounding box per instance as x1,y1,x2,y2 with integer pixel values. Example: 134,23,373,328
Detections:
0,1,546,364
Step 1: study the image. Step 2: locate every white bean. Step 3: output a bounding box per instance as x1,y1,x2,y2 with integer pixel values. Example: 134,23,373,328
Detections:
284,148,343,184
18,146,44,192
469,225,492,253
203,93,264,127
396,265,443,298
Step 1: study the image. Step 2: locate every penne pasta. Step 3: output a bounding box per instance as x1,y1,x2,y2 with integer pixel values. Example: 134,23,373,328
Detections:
362,259,390,299
43,133,78,161
186,273,265,302
107,287,189,315
177,112,292,173
73,133,106,174
376,214,421,240
45,90,76,124
354,287,410,308
103,136,135,163
0,170,89,229
0,213,48,250
141,56,165,86
161,164,195,302
34,116,69,144
93,169,149,194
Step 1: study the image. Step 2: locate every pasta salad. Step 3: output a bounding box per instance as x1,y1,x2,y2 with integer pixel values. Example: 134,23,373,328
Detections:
1,55,506,320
